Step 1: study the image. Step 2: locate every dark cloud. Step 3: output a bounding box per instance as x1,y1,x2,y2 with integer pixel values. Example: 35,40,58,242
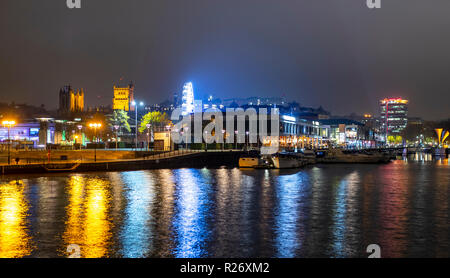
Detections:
0,0,449,119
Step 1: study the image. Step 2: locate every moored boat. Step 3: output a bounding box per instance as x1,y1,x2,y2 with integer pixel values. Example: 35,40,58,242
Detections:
42,162,81,172
317,149,391,164
270,154,302,169
268,152,309,169
239,151,266,168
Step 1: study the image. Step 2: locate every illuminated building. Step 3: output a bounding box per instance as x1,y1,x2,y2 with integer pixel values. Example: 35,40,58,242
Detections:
280,115,329,150
113,82,135,111
0,120,55,148
154,131,173,151
59,85,84,115
319,119,378,148
181,82,195,116
379,98,409,140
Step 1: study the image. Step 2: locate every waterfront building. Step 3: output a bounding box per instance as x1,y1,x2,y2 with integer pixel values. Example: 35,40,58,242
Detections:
58,85,84,116
379,98,409,141
171,106,329,151
0,119,56,148
154,131,173,151
113,82,135,111
279,115,328,150
319,119,379,148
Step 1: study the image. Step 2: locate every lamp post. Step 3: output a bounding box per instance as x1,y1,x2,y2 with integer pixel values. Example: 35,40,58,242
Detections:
114,125,119,150
2,120,16,165
71,130,76,150
184,127,189,150
132,101,144,150
246,131,249,151
77,125,83,150
146,123,151,151
222,129,226,151
235,130,238,150
89,123,102,162
166,125,172,151
204,130,208,151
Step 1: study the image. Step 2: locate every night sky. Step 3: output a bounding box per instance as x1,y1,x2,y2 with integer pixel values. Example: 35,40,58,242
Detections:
1,0,449,120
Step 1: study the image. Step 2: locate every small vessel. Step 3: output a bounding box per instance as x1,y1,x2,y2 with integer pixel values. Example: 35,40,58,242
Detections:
239,157,265,168
240,149,315,169
317,149,391,164
269,152,305,169
42,163,81,172
239,151,266,168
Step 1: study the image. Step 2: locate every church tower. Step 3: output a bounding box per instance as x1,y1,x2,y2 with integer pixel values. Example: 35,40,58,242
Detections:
59,85,85,116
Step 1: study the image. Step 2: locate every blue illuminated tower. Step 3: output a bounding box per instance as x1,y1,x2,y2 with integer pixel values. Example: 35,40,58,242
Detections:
181,82,195,116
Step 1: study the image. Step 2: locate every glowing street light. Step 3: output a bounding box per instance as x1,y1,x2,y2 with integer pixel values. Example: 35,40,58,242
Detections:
2,120,16,165
246,131,250,151
114,125,120,150
89,123,102,162
184,127,189,150
222,129,226,151
146,123,151,151
132,101,144,150
77,125,83,150
204,130,208,151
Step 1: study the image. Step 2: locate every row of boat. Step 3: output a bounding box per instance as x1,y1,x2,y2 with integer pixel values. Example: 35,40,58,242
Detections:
239,149,392,169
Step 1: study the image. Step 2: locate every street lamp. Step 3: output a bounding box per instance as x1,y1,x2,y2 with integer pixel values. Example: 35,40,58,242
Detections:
89,123,102,162
71,130,76,150
166,125,172,151
235,130,238,150
74,135,79,150
204,130,208,151
146,123,151,151
77,125,83,150
114,125,120,150
132,101,144,150
222,129,226,151
246,131,249,150
184,127,189,150
2,120,16,165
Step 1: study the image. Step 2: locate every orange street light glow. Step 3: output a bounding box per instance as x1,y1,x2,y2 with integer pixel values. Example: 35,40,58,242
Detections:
2,120,16,126
89,123,102,128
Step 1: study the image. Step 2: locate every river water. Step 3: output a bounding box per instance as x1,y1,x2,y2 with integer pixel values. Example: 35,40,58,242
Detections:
0,155,448,258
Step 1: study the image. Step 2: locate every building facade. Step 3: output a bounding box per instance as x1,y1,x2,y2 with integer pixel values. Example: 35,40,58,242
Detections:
0,120,56,148
379,98,408,141
59,85,84,115
113,83,135,111
279,115,328,150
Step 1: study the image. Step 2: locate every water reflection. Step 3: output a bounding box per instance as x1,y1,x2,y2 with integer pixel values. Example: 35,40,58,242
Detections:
152,169,176,257
331,172,360,257
172,169,212,258
378,162,409,257
0,157,448,258
0,180,33,258
62,176,113,258
433,162,449,257
62,175,85,255
274,172,308,257
83,178,112,258
120,171,155,258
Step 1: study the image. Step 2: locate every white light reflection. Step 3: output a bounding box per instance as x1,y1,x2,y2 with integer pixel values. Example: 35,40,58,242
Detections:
120,171,155,258
274,171,308,258
173,169,211,258
331,171,359,257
